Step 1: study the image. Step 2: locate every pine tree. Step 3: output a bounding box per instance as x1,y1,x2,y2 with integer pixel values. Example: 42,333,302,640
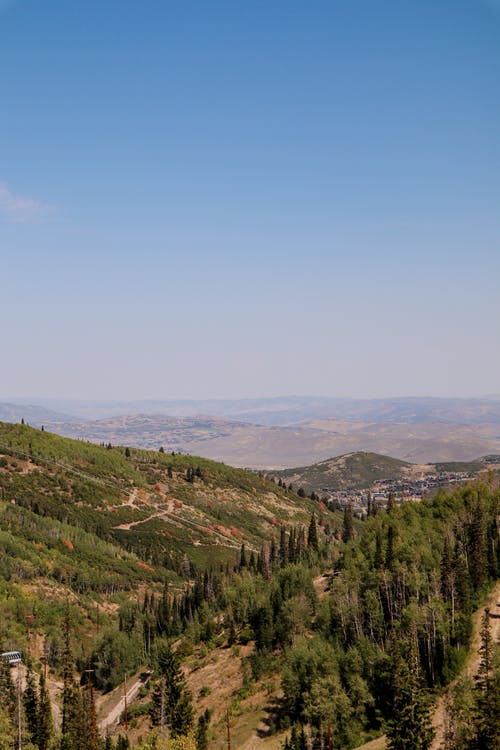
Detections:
61,683,87,750
249,550,256,571
288,527,296,564
342,504,354,543
374,528,384,569
239,544,247,570
60,603,87,750
386,524,396,571
474,609,499,749
171,688,194,737
150,641,193,737
84,669,99,750
469,499,488,591
279,527,288,567
307,514,319,553
37,671,53,750
0,704,16,750
270,536,277,567
195,709,211,750
386,635,434,750
23,667,38,742
440,535,454,602
0,658,16,721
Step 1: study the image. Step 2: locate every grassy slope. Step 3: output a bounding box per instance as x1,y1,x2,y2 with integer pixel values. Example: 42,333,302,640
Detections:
0,421,328,650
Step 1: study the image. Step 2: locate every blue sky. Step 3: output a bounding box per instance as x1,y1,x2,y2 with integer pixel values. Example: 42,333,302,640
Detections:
1,0,499,400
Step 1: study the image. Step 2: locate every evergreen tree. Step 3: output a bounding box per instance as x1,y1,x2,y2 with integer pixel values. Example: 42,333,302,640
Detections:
374,528,384,569
84,671,99,750
195,709,210,750
239,544,247,570
440,535,455,603
150,641,193,737
474,609,499,749
288,528,296,564
61,683,87,750
307,514,319,553
342,504,354,543
279,526,288,567
171,689,194,737
386,524,396,571
0,658,16,721
60,604,87,750
37,671,53,750
0,704,16,750
270,535,277,566
469,499,488,591
386,636,434,750
252,603,274,652
23,667,38,742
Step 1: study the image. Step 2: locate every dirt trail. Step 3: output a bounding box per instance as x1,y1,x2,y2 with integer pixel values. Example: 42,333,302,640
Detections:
354,579,500,750
113,508,173,530
112,493,243,550
312,572,332,600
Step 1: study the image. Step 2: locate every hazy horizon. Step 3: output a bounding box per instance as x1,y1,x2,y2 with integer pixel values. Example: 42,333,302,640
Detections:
3,392,500,408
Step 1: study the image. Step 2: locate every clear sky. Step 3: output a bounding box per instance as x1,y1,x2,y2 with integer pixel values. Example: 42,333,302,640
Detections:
1,0,499,400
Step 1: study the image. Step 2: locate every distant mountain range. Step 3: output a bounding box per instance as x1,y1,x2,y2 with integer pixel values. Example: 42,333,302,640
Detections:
3,396,500,468
0,401,73,424
5,394,500,425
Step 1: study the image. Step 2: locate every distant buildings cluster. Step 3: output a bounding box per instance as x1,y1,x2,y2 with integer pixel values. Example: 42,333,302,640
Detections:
325,469,477,518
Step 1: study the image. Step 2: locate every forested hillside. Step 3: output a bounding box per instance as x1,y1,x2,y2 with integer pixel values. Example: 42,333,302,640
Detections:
0,422,498,749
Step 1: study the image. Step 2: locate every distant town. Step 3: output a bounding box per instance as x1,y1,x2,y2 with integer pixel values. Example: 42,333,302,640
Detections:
326,457,500,518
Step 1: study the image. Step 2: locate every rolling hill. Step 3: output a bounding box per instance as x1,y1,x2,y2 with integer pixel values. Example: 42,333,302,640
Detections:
9,395,500,425
271,450,494,495
0,421,323,576
21,412,500,469
273,452,411,493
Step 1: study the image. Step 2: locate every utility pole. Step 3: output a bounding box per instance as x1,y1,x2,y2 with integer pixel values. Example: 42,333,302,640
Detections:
123,672,129,733
84,663,98,750
17,661,23,750
160,675,165,734
40,655,48,681
226,708,231,750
